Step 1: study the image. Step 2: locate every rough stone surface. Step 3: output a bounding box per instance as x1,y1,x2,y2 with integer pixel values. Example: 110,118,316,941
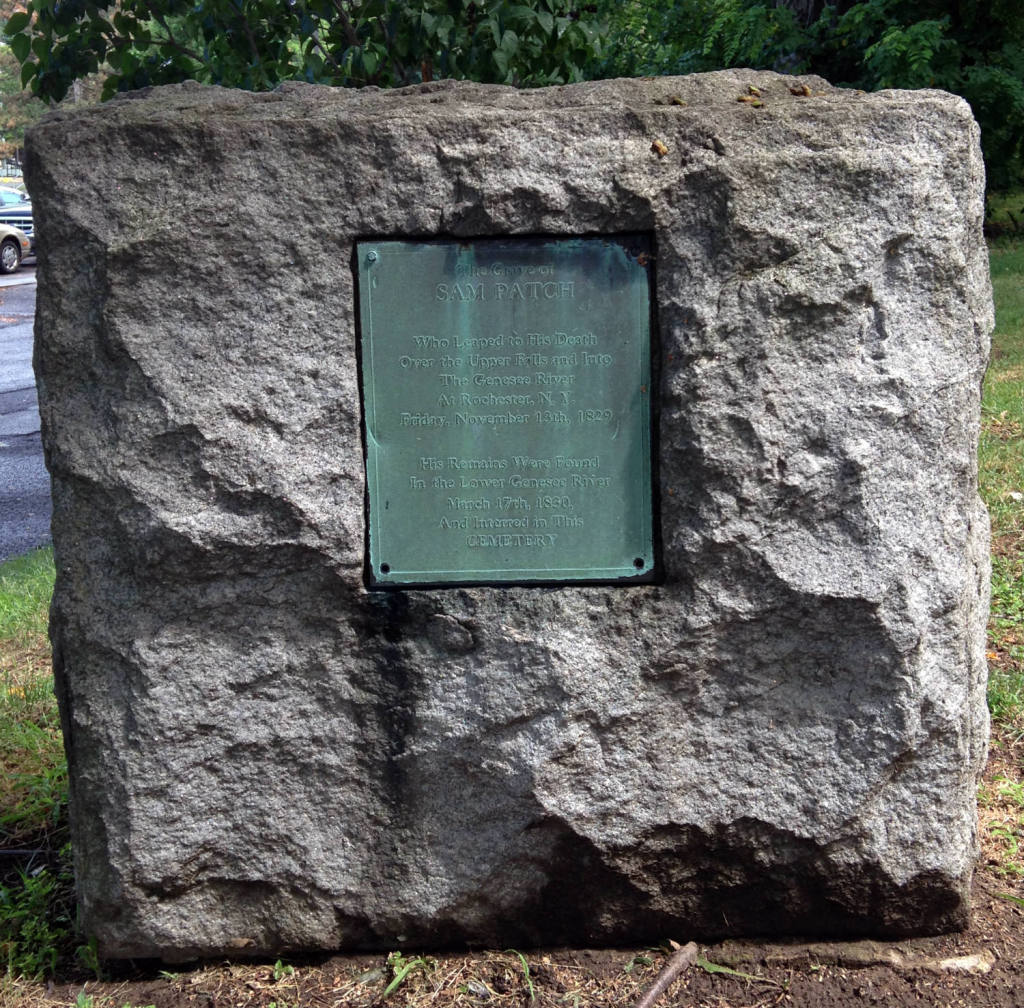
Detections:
27,70,992,960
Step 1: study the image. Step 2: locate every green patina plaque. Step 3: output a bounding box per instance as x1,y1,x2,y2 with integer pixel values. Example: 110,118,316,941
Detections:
356,235,654,587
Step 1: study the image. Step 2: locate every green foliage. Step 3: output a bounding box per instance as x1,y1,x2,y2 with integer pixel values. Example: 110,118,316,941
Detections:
597,0,1024,191
701,1,805,72
77,936,104,981
987,187,1024,239
860,18,956,88
0,843,75,979
594,0,806,78
506,949,535,1002
9,0,1020,185
5,0,605,103
696,955,774,985
71,992,155,1008
382,951,435,998
0,44,47,160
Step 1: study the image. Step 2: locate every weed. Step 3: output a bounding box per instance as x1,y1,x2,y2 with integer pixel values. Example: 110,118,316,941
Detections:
980,768,1024,876
72,993,154,1008
77,936,103,981
696,956,777,986
997,891,1024,907
506,949,536,1002
994,776,1024,806
381,951,435,999
272,958,295,982
988,823,1024,873
0,843,75,979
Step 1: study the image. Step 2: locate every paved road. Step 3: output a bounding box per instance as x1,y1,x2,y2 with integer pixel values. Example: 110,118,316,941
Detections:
0,267,51,564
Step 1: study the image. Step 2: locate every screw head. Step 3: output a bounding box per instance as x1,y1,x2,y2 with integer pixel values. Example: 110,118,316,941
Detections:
367,250,378,262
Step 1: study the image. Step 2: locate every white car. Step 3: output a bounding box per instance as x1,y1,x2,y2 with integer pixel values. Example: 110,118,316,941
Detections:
0,223,32,273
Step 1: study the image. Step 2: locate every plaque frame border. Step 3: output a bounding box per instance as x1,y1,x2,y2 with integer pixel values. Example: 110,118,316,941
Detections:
352,231,663,591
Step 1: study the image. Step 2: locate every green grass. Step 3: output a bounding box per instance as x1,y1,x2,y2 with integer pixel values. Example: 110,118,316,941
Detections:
0,547,73,980
0,547,61,845
0,549,54,642
981,224,1024,737
980,242,1024,528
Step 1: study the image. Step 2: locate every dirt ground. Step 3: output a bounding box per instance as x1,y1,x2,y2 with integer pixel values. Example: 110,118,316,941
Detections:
9,872,1020,1008
5,740,1023,1008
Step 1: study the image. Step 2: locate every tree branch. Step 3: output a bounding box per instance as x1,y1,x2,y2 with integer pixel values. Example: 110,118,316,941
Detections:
330,0,363,49
150,13,207,64
634,942,699,1008
230,0,267,85
309,26,343,73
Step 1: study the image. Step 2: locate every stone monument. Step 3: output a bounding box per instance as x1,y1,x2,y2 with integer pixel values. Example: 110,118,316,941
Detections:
27,70,992,960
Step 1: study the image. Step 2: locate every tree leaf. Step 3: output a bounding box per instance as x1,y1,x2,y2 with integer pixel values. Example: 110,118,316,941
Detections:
500,28,519,55
4,11,31,36
10,31,32,64
696,957,775,985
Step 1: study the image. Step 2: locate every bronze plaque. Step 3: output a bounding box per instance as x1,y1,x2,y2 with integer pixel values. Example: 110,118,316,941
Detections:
356,235,654,587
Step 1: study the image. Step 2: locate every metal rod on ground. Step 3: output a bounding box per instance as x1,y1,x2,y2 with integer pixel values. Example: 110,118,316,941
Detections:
634,942,699,1008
